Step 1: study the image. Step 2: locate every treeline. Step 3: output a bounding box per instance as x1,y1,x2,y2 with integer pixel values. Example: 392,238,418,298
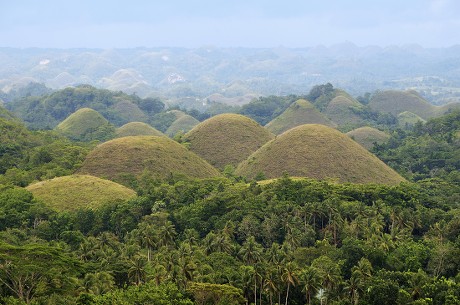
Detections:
1,175,459,304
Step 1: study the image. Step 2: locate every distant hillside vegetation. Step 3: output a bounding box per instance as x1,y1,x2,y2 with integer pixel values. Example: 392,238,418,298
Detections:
236,124,405,184
184,114,275,169
347,127,390,150
26,175,136,211
116,122,163,138
165,114,200,137
265,99,336,134
55,108,115,142
5,85,165,129
369,90,460,119
78,136,220,182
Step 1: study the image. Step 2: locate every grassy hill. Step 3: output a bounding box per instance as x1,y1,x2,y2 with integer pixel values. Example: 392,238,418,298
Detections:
236,124,405,184
55,108,115,142
26,174,136,211
398,111,426,128
78,136,220,182
165,114,200,137
346,127,390,150
369,90,460,119
184,113,275,169
324,94,365,126
265,99,336,134
116,122,163,138
113,100,148,123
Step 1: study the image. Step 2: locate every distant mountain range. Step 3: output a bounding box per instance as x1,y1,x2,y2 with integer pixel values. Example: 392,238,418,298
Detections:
1,44,460,105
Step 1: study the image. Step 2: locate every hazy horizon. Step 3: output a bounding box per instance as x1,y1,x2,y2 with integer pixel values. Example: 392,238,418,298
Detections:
1,0,459,49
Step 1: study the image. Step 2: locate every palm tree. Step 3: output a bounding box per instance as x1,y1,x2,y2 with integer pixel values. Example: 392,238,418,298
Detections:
128,255,147,285
239,236,263,305
299,266,321,305
281,261,298,305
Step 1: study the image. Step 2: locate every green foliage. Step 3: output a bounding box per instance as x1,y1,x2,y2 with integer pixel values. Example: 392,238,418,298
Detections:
239,95,298,125
374,110,460,182
6,85,164,129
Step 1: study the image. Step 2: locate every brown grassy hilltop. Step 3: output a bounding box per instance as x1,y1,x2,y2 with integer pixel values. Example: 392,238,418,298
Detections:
236,124,405,184
78,136,220,181
116,122,164,137
184,113,275,169
26,175,136,211
265,99,336,134
346,127,390,150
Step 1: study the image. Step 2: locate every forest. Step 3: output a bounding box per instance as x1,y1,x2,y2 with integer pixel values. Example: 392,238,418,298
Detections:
0,84,459,305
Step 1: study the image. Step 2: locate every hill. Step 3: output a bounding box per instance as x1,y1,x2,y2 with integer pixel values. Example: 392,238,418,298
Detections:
369,90,460,119
184,114,275,169
235,124,405,184
346,127,390,150
323,94,365,126
165,114,200,137
26,175,136,211
78,136,220,182
265,99,336,134
55,108,115,142
397,111,426,128
116,122,163,138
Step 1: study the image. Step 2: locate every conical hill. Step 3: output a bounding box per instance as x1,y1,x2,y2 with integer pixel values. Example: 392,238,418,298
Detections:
26,175,136,211
236,124,405,184
184,113,275,169
116,122,163,137
55,108,115,141
165,114,200,137
346,127,390,150
265,99,336,134
78,136,220,181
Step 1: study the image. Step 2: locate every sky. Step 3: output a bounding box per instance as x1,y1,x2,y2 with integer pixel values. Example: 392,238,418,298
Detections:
1,0,459,48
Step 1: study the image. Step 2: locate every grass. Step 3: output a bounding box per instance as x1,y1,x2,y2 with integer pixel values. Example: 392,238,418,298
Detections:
55,108,114,141
236,124,405,184
113,100,148,123
184,113,275,169
369,90,460,119
116,122,164,137
26,174,136,211
397,111,426,128
346,127,390,150
324,95,364,126
78,135,221,181
265,99,336,134
165,114,200,137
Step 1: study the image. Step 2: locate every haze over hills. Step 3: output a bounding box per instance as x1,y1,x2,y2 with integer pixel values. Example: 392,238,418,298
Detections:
1,45,460,104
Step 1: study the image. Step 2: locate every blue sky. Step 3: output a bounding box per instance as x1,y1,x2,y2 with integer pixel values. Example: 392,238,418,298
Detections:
1,0,459,48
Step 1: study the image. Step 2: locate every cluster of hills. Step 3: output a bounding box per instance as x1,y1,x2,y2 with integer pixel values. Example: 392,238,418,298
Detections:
1,82,459,212
2,45,460,105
